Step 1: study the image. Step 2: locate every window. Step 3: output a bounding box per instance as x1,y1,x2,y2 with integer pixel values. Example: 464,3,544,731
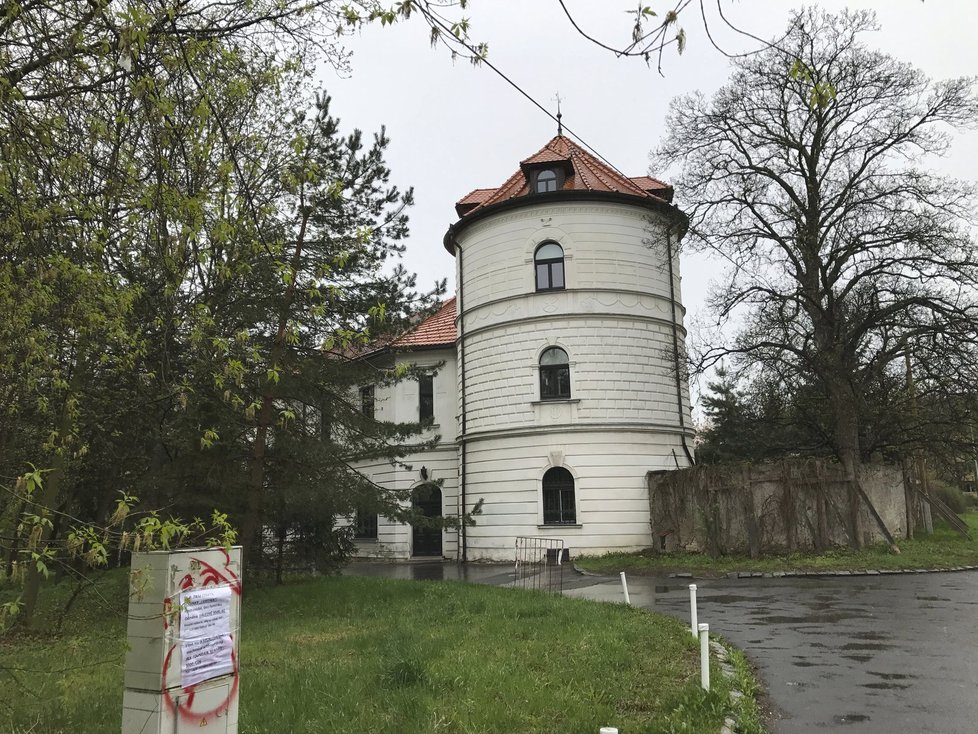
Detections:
534,241,564,291
353,510,378,539
319,403,332,441
539,347,571,400
536,168,558,193
360,385,375,419
419,374,434,421
542,467,576,524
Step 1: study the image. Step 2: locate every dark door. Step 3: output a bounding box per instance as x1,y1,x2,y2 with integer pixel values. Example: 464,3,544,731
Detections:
412,484,443,557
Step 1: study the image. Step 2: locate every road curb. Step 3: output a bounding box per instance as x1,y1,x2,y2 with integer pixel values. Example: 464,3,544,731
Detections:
667,565,978,580
711,637,750,734
572,563,978,580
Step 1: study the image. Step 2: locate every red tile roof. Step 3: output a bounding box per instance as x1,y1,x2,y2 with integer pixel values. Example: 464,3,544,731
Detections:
455,188,499,217
390,297,457,349
629,175,672,193
454,135,674,218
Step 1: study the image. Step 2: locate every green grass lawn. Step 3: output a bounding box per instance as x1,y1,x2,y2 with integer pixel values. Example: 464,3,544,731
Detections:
0,570,759,733
577,514,978,577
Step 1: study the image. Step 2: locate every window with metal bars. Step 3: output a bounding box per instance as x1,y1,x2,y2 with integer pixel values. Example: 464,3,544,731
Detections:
353,510,378,539
542,467,576,524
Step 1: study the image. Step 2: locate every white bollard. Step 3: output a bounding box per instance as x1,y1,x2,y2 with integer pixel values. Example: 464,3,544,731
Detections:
689,583,698,638
698,623,710,691
599,728,619,734
619,571,631,605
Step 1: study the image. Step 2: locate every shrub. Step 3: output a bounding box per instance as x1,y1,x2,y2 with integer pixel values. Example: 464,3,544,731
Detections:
931,481,967,514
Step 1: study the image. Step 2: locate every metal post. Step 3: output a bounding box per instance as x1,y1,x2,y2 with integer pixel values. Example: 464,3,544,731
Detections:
619,571,631,605
698,623,710,691
689,583,698,638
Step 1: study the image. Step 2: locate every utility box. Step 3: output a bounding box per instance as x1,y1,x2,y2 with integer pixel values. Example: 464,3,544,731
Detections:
122,546,242,733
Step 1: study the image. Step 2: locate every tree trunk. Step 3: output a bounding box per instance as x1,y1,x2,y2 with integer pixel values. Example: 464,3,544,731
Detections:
827,377,864,548
19,453,67,628
18,364,82,628
240,207,311,563
827,374,900,552
240,412,271,566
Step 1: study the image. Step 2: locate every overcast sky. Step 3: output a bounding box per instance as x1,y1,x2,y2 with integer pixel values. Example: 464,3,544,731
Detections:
322,0,978,403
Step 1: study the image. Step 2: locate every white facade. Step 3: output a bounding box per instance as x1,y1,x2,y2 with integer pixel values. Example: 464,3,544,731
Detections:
350,347,460,560
351,136,693,562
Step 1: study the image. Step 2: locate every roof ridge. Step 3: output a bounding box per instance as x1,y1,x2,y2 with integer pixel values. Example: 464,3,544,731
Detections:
570,141,649,197
520,135,566,165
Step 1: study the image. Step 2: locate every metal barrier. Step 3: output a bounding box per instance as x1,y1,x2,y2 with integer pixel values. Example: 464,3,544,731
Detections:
514,536,567,593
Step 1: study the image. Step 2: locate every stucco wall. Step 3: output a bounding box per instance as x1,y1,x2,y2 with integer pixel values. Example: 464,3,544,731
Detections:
462,430,691,561
454,199,693,562
351,446,459,560
349,347,460,559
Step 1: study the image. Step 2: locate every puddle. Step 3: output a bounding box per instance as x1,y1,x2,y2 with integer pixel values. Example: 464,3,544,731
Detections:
841,642,891,651
868,671,913,680
834,714,871,724
706,594,759,604
864,681,911,690
856,630,891,641
757,614,850,624
410,565,446,581
841,654,873,663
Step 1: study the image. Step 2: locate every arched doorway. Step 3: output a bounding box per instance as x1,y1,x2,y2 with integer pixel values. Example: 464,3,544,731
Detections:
411,483,443,557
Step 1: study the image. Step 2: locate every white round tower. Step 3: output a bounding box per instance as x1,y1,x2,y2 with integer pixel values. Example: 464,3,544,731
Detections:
445,135,694,561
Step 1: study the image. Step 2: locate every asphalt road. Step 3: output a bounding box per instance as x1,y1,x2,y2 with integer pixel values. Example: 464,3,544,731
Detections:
345,562,978,733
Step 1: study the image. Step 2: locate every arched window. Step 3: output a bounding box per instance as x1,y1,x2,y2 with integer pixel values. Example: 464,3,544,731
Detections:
534,241,564,291
539,346,570,400
542,467,576,525
536,168,558,193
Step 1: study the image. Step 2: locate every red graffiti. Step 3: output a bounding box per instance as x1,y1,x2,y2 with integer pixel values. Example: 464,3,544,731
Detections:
178,548,242,596
162,548,241,725
161,645,238,725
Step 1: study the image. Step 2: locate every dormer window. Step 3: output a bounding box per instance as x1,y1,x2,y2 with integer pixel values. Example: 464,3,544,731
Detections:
535,169,558,193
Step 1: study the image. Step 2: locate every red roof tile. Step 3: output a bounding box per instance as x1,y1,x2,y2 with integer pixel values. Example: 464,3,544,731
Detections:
390,297,457,349
520,147,570,166
455,188,500,217
457,135,674,216
629,175,672,196
457,187,498,203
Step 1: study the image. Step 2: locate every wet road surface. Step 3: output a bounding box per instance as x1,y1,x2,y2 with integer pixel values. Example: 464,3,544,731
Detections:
345,561,978,733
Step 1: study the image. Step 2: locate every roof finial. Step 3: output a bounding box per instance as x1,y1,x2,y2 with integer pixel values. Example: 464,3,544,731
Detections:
553,92,563,136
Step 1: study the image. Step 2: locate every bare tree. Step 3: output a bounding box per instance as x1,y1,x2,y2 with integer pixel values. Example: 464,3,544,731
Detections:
656,8,978,544
556,0,784,74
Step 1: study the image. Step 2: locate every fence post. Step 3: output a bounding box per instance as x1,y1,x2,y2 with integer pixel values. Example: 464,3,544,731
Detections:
689,583,698,638
619,571,631,605
698,623,710,691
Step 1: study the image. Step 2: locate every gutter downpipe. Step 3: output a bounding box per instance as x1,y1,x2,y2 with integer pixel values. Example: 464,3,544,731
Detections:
665,228,696,467
456,238,468,563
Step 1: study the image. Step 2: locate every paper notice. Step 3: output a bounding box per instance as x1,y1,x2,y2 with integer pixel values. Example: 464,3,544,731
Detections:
180,585,234,687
